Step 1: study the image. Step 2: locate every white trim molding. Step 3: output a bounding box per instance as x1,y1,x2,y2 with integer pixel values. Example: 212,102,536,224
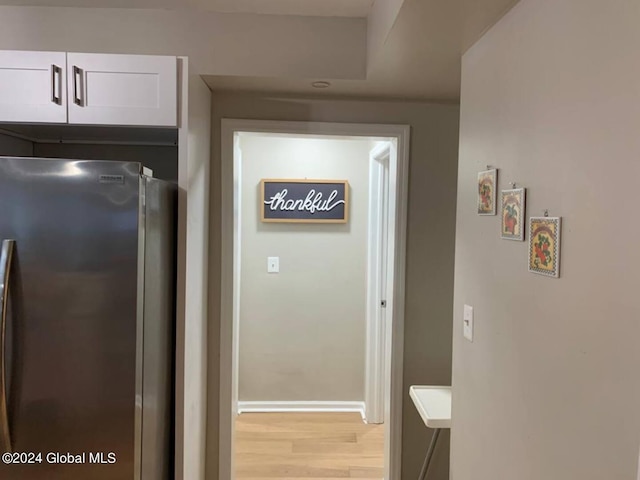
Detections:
238,401,366,419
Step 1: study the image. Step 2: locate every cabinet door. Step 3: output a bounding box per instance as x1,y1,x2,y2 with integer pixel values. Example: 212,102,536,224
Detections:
67,53,177,127
0,50,67,124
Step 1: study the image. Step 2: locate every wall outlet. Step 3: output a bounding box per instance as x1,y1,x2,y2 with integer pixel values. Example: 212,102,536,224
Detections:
463,304,474,342
267,256,279,273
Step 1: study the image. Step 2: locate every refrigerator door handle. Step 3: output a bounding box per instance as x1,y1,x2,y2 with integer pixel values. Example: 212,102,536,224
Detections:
0,239,15,453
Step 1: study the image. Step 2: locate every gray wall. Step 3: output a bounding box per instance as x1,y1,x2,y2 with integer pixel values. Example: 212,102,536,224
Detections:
0,6,365,82
453,0,640,479
33,144,178,182
208,93,460,480
0,136,178,181
238,134,371,403
0,133,33,156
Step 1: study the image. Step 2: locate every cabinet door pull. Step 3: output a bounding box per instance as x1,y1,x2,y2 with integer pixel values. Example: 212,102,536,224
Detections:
73,66,83,106
51,65,62,105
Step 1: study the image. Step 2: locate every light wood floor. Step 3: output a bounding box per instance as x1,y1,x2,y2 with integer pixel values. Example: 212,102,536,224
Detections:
235,412,384,479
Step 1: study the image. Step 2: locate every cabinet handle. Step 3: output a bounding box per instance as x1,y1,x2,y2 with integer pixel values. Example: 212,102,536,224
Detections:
51,65,62,105
73,65,83,107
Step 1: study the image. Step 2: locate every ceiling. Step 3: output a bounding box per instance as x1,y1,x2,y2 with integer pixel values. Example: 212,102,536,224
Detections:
204,0,520,101
0,0,374,17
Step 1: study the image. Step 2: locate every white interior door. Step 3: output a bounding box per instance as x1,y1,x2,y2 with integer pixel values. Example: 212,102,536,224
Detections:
67,53,177,127
0,50,67,124
365,141,391,424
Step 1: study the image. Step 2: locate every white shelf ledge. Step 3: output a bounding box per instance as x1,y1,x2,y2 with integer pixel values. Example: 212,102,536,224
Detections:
409,385,452,429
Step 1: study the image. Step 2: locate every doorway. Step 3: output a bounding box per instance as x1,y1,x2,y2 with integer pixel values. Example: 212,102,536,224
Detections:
220,120,410,480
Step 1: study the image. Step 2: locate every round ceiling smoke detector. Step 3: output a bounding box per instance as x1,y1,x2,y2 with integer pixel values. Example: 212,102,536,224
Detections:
311,81,331,89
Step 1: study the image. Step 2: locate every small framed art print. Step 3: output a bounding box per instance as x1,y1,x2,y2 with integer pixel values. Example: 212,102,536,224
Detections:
501,188,526,241
528,216,561,278
478,169,498,215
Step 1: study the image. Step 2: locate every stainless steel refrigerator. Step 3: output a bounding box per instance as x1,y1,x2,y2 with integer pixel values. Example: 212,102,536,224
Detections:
0,157,176,480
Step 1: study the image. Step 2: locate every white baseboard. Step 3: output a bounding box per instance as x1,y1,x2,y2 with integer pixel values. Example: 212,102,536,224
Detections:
237,401,366,420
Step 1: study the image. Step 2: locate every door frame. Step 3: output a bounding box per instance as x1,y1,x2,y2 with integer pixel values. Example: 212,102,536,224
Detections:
219,119,410,480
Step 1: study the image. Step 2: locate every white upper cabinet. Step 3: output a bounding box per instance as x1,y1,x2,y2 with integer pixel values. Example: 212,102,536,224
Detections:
0,51,177,127
0,50,67,124
67,53,177,127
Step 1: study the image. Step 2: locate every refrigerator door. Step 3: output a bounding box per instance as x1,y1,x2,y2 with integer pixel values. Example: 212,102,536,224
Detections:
0,158,141,480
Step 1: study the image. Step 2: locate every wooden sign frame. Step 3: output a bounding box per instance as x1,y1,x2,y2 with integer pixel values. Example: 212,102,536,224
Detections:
260,179,350,224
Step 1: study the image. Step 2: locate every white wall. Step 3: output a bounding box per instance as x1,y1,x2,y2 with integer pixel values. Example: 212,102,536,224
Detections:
0,6,366,81
175,69,211,480
238,134,372,403
453,1,640,479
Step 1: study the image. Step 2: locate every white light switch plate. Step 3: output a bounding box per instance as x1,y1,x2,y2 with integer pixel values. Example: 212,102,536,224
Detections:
267,256,279,273
463,304,474,342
